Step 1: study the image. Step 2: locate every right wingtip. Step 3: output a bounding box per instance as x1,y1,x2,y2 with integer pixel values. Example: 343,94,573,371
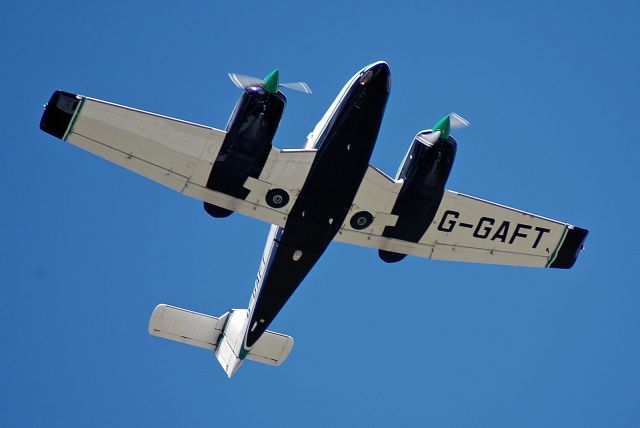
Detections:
40,90,81,139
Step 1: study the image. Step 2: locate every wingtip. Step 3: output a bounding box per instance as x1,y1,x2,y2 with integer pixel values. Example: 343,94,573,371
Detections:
550,226,589,269
40,90,81,139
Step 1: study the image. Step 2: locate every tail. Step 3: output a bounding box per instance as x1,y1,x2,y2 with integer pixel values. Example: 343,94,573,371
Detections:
148,304,294,378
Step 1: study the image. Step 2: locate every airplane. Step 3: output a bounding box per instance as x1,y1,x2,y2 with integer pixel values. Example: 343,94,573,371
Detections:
39,61,588,378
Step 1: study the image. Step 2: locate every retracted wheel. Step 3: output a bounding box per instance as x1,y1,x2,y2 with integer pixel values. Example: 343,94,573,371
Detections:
350,211,374,230
266,188,290,208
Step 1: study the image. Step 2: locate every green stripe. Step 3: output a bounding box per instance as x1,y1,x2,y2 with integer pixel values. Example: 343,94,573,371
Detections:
62,96,86,141
546,225,568,267
239,346,249,360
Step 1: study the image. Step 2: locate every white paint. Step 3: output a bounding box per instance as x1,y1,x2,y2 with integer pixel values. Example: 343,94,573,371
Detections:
67,97,319,229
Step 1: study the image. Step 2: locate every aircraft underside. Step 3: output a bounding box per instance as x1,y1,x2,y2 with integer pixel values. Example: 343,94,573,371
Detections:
39,60,587,378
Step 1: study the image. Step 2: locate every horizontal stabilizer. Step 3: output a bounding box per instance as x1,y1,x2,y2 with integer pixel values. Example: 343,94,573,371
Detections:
247,327,294,366
149,304,294,368
148,304,227,350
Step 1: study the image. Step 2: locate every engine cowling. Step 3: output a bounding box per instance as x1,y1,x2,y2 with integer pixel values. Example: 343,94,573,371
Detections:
379,132,457,263
204,87,286,217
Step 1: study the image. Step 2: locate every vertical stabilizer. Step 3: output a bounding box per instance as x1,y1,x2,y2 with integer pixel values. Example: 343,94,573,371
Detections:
214,309,250,378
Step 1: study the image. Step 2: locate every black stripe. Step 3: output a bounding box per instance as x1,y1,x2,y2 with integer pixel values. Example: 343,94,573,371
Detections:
245,63,391,348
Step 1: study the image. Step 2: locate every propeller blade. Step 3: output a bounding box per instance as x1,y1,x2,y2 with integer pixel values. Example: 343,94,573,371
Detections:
416,130,441,145
228,73,264,89
449,112,470,129
280,81,313,94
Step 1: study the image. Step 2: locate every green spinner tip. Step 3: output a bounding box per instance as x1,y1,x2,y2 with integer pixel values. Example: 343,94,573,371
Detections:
263,69,280,93
432,115,451,140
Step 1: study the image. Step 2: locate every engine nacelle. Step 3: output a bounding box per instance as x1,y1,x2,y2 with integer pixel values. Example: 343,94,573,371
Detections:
204,87,286,217
379,132,457,263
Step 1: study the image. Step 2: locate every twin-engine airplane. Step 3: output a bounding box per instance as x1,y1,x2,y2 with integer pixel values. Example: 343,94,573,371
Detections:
40,61,588,378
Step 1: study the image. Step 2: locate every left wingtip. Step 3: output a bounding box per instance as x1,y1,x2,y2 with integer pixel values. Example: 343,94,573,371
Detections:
550,226,589,269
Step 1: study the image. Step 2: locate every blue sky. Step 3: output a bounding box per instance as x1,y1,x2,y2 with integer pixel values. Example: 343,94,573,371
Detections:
2,0,639,426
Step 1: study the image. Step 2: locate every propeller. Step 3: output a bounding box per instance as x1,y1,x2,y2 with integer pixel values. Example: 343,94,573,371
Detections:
418,112,470,145
228,69,312,94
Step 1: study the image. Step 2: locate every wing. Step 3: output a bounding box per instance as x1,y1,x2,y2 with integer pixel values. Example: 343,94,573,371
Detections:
335,166,588,269
39,91,316,227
